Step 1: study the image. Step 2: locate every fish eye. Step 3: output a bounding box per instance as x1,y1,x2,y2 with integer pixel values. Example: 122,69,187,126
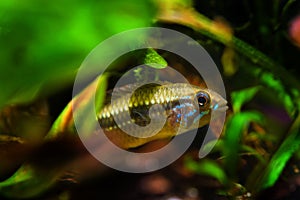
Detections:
197,92,210,107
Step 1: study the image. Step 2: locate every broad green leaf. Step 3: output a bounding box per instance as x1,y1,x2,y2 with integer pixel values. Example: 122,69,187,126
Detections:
0,164,61,199
252,69,295,115
185,157,229,186
95,74,109,114
202,139,266,165
231,87,261,113
223,111,265,177
47,74,108,139
0,0,155,109
254,113,300,191
144,48,168,69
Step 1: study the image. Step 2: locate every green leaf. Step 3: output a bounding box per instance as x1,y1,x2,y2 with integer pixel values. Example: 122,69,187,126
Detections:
0,0,155,109
240,145,267,164
0,164,61,199
203,139,266,165
144,48,168,69
0,75,109,198
252,69,295,115
185,157,229,186
254,114,300,191
95,74,109,113
223,111,265,178
231,86,261,113
47,74,108,139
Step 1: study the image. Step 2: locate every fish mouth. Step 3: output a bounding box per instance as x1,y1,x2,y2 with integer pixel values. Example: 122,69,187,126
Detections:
214,100,228,112
207,89,228,112
210,96,227,121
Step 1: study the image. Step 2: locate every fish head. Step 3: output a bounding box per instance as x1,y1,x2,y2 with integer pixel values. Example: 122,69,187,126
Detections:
207,89,228,118
180,88,227,131
196,88,227,127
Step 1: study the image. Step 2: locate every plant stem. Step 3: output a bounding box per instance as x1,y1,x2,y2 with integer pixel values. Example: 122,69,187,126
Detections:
156,5,300,93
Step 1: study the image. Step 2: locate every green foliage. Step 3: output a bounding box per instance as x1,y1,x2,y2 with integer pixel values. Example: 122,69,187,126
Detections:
0,164,61,199
231,86,261,113
223,111,265,177
0,0,155,109
188,82,298,196
254,112,300,191
185,157,229,186
47,73,108,140
144,48,168,69
0,73,109,199
94,74,109,114
252,69,295,115
0,1,155,198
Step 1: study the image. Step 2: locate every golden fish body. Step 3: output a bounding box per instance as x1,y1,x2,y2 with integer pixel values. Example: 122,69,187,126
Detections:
98,82,227,149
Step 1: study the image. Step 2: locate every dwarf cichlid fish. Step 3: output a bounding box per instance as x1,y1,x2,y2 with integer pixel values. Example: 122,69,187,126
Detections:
98,82,227,149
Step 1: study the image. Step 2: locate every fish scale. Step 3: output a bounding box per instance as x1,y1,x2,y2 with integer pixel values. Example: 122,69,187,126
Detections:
97,82,226,149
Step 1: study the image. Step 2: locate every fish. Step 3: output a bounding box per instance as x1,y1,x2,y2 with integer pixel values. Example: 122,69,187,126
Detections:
98,82,227,149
